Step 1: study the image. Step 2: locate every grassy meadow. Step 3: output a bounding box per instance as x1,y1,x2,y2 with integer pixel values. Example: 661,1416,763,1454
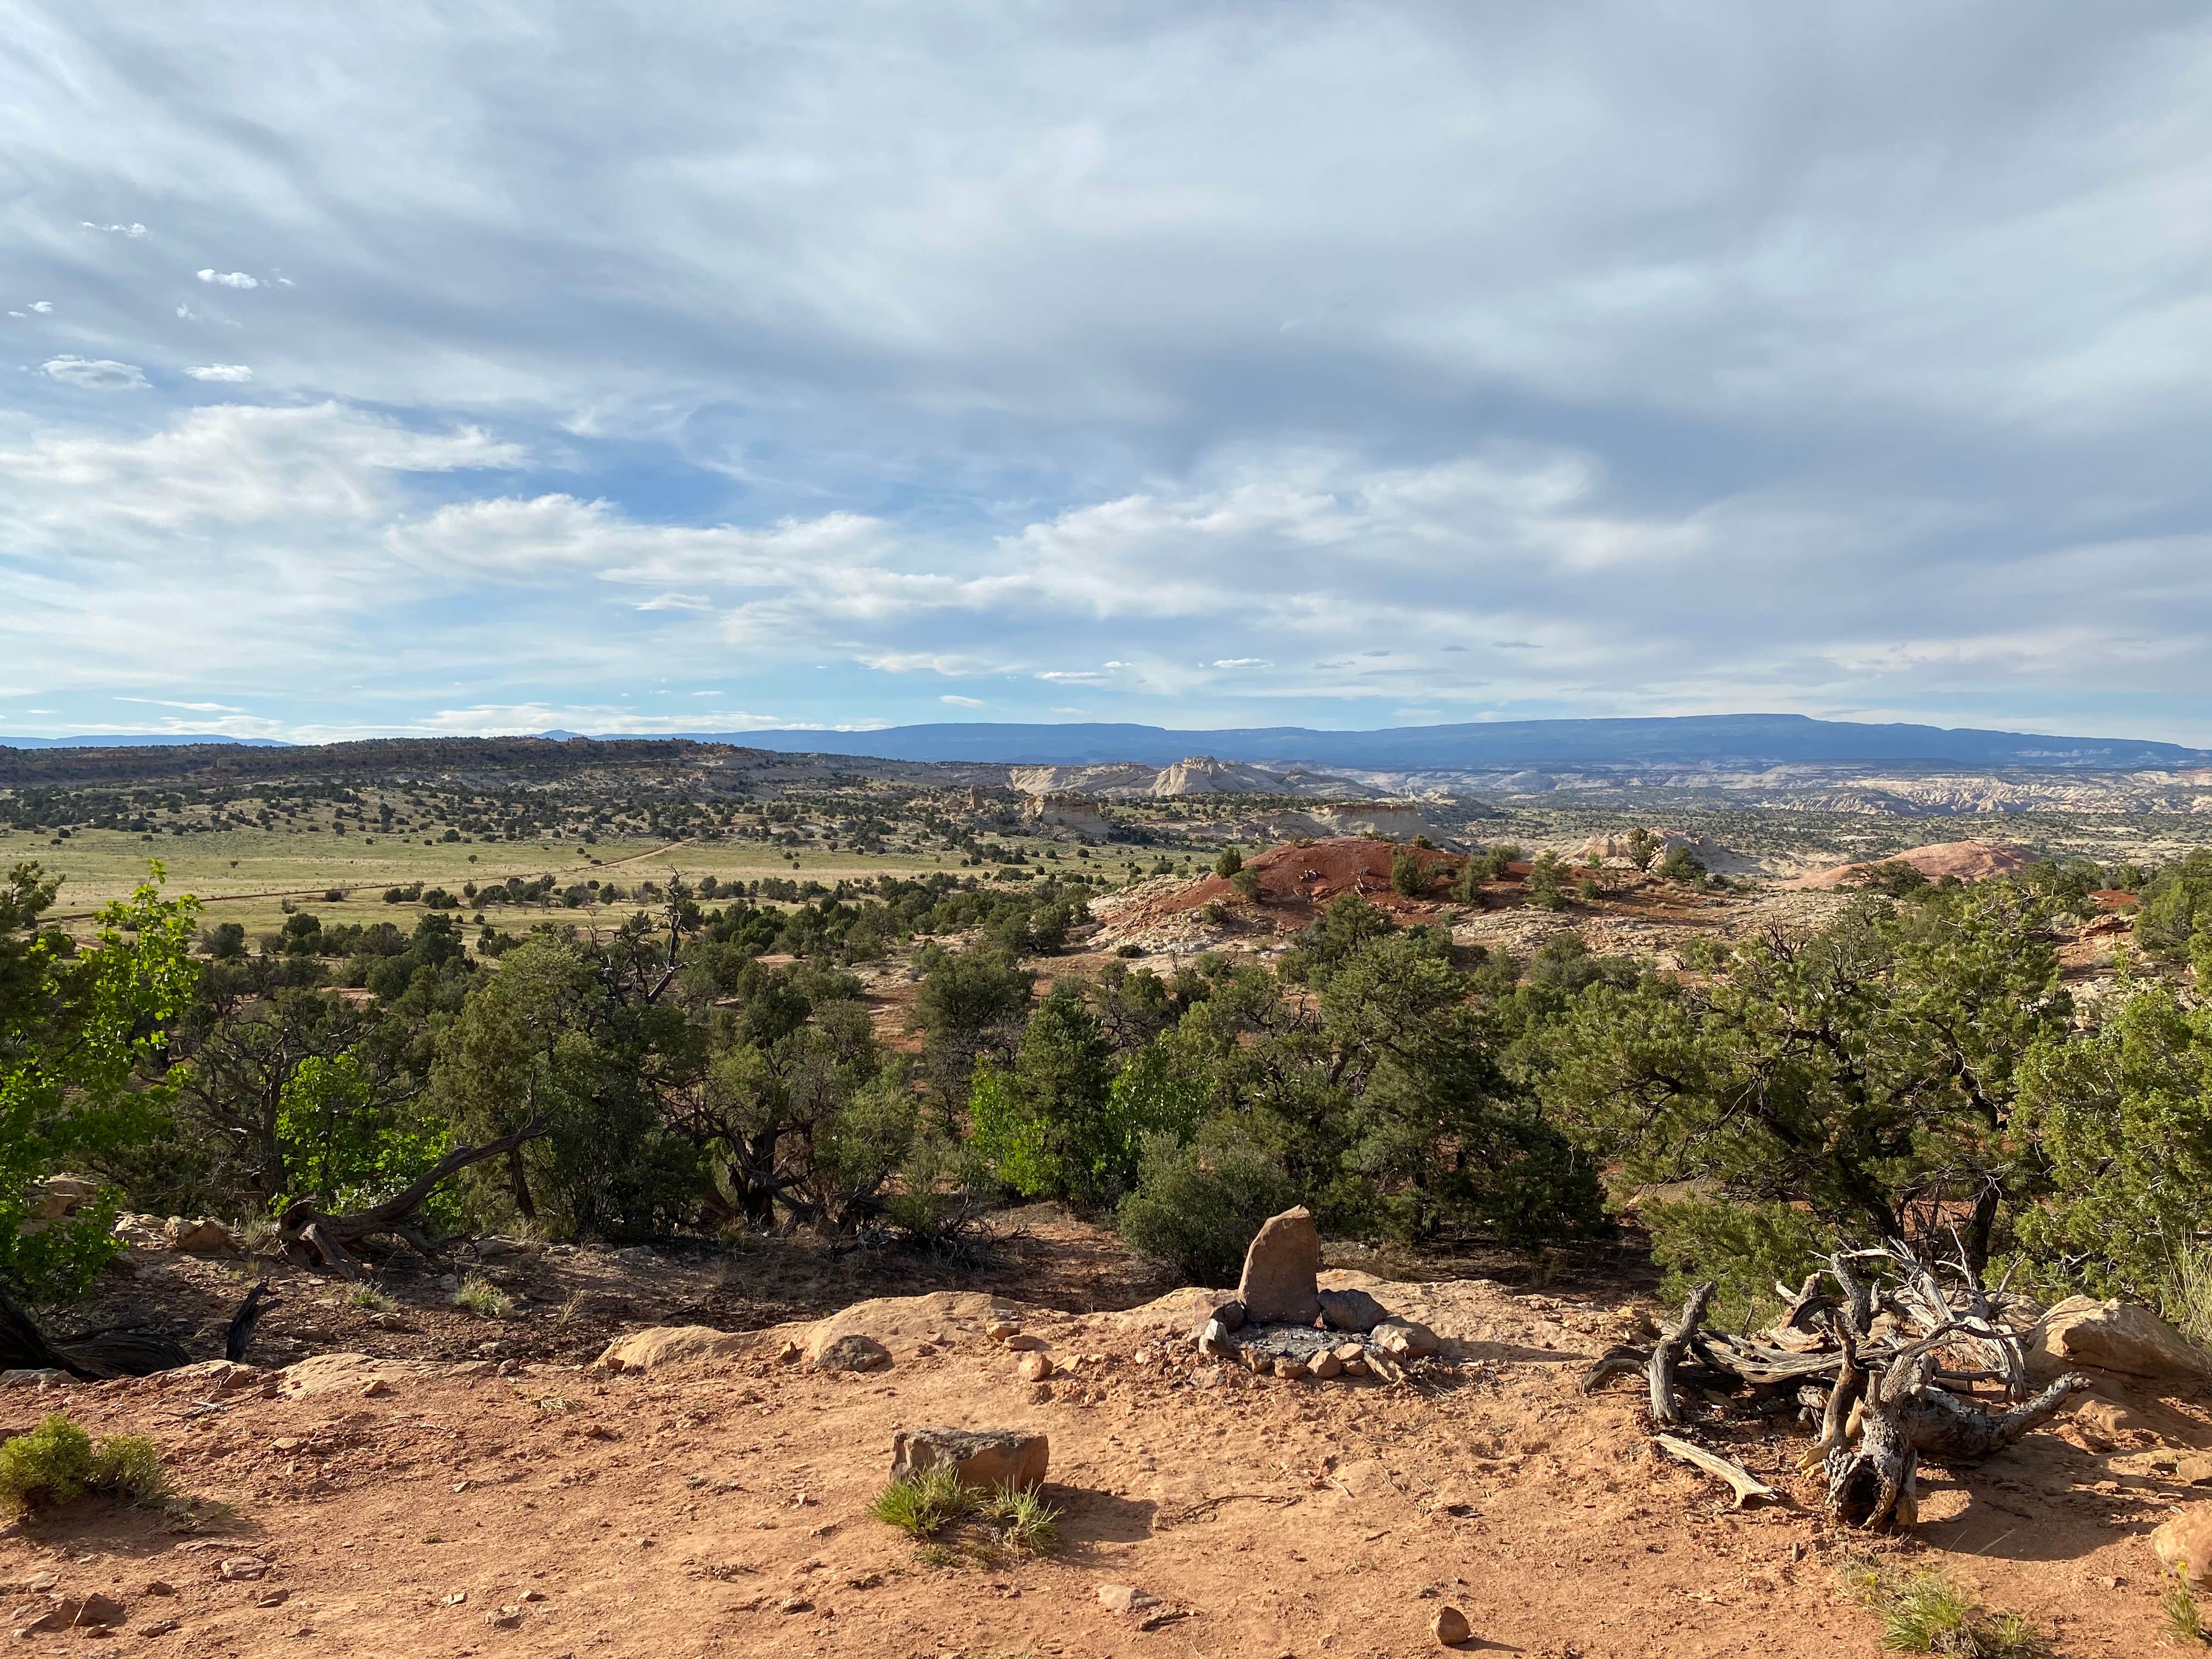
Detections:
2,825,1012,944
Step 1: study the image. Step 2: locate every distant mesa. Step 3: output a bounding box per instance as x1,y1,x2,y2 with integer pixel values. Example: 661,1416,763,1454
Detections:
0,733,287,749
1787,839,2036,890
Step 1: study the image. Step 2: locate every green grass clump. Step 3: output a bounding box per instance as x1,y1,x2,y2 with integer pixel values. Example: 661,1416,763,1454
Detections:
869,1471,1060,1556
871,1468,968,1538
0,1416,173,1517
453,1274,513,1318
349,1285,395,1312
2165,1566,2207,1644
1843,1560,2049,1658
981,1483,1060,1555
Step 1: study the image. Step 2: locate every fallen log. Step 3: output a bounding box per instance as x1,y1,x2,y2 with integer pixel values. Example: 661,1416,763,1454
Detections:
278,1115,549,1278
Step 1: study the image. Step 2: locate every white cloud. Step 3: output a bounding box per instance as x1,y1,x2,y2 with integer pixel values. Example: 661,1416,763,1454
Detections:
115,696,247,713
39,356,148,391
174,303,196,319
633,592,712,611
196,269,259,289
82,222,148,238
27,302,52,314
183,363,253,382
940,694,986,708
1211,658,1270,669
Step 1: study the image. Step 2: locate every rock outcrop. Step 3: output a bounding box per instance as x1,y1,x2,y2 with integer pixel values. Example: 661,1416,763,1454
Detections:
2034,1297,2209,1383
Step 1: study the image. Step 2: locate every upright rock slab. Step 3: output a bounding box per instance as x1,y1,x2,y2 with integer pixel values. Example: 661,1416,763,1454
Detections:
1238,1206,1323,1325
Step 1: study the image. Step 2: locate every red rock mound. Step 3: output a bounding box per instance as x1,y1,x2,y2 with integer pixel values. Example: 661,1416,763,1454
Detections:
1788,838,2036,890
1101,838,1474,943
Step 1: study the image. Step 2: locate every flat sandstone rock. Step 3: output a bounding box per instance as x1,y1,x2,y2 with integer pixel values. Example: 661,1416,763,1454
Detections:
890,1426,1048,1491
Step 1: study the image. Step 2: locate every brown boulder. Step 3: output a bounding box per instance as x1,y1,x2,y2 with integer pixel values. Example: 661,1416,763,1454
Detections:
2155,1504,2212,1588
2036,1298,2208,1383
812,1334,891,1373
889,1426,1048,1491
1237,1206,1322,1325
1432,1605,1473,1646
1318,1288,1390,1331
596,1326,755,1374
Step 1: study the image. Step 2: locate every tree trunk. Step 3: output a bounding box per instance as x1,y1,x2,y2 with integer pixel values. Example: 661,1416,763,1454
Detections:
506,1142,537,1221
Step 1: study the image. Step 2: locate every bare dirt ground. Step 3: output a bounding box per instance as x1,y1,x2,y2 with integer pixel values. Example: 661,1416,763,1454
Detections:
3,1231,2199,1658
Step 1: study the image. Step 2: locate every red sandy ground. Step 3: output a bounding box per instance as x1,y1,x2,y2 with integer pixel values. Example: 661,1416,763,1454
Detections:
0,1271,2194,1659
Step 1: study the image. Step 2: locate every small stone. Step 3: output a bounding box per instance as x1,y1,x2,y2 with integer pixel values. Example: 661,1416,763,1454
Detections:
777,1595,812,1615
1317,1288,1390,1333
1431,1605,1472,1646
15,1600,77,1635
2179,1453,2212,1485
218,1558,272,1582
360,1379,392,1398
1373,1318,1441,1359
141,1620,180,1637
1001,1333,1050,1352
1311,1350,1344,1380
440,1592,469,1607
1017,1351,1054,1383
773,1339,803,1365
1097,1584,1158,1613
1237,1207,1323,1325
22,1575,57,1593
256,1588,291,1609
485,1605,522,1629
811,1333,891,1373
984,1321,1021,1342
520,1589,548,1602
1197,1319,1238,1359
1274,1357,1311,1380
144,1582,176,1597
272,1437,302,1452
1207,1299,1248,1333
75,1594,126,1629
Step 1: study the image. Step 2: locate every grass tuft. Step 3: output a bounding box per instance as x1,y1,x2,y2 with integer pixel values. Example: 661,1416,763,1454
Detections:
2166,1566,2207,1644
870,1468,968,1538
348,1285,394,1312
1844,1559,2050,1658
980,1483,1061,1555
868,1470,1059,1556
453,1274,513,1318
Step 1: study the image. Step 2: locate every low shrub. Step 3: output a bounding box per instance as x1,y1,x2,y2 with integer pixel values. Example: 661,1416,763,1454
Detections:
0,1416,172,1516
1117,1125,1298,1284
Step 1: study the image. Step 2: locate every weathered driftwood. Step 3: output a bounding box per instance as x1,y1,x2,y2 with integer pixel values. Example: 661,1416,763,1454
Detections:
278,1115,549,1278
1654,1434,1781,1508
1649,1282,1716,1426
1598,1248,2085,1531
1905,1369,2095,1463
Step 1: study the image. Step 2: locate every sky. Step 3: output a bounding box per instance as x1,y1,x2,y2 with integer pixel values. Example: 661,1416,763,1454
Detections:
6,3,2212,745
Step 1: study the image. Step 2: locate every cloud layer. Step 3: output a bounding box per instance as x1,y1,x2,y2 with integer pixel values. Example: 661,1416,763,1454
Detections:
5,4,2212,741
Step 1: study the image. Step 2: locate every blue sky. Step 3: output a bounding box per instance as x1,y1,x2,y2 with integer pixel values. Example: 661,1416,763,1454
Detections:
7,3,2212,744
